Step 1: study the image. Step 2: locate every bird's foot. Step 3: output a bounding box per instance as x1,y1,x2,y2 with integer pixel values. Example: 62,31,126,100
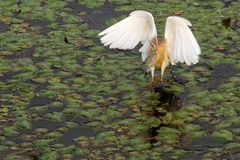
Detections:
146,77,162,90
155,77,162,84
152,77,162,85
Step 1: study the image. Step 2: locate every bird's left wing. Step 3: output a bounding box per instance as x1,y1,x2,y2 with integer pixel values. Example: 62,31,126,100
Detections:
98,10,157,61
164,16,201,65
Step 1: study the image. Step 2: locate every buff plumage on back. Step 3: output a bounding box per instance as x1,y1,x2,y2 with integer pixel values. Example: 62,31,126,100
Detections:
164,16,201,65
98,10,157,62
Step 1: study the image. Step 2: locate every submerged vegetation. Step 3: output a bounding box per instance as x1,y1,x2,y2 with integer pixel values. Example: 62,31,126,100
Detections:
0,0,239,159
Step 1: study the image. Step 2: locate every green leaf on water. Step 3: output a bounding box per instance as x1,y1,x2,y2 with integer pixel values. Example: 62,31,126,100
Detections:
212,130,233,141
75,147,90,156
15,120,32,129
3,126,18,136
45,112,64,122
39,151,58,160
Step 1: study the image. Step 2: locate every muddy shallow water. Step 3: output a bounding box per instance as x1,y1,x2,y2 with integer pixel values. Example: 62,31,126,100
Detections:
0,0,239,160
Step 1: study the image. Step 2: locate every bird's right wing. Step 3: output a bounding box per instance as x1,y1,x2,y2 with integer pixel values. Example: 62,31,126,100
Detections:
164,16,201,65
98,10,157,61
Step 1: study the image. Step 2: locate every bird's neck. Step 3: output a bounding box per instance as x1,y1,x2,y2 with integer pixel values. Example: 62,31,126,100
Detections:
157,37,166,47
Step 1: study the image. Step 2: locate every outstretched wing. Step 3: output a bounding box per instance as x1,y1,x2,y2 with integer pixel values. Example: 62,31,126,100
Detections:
164,16,201,65
98,10,157,61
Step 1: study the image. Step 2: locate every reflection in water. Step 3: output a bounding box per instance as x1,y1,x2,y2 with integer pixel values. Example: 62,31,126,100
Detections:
147,85,182,146
155,85,182,112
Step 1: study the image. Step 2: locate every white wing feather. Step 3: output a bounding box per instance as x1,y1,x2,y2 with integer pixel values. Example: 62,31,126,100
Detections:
98,10,157,61
164,16,200,65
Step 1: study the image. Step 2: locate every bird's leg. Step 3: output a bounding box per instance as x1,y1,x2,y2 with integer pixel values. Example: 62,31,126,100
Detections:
160,61,168,83
160,69,164,83
145,67,156,90
151,67,163,86
146,67,156,89
151,67,155,82
152,62,167,84
152,66,164,84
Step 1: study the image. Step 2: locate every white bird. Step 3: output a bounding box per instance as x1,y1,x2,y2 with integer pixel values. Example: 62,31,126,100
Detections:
98,10,201,83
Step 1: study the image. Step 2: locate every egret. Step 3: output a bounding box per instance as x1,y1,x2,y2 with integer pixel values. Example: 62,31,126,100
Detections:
98,10,201,83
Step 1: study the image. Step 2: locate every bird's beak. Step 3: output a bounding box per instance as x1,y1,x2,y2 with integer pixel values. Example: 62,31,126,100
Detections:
144,72,148,78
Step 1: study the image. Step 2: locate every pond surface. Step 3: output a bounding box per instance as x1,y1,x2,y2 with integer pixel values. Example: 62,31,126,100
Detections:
0,0,239,160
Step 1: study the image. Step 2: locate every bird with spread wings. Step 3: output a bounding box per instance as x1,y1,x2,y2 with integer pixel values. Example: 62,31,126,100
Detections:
98,10,201,84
